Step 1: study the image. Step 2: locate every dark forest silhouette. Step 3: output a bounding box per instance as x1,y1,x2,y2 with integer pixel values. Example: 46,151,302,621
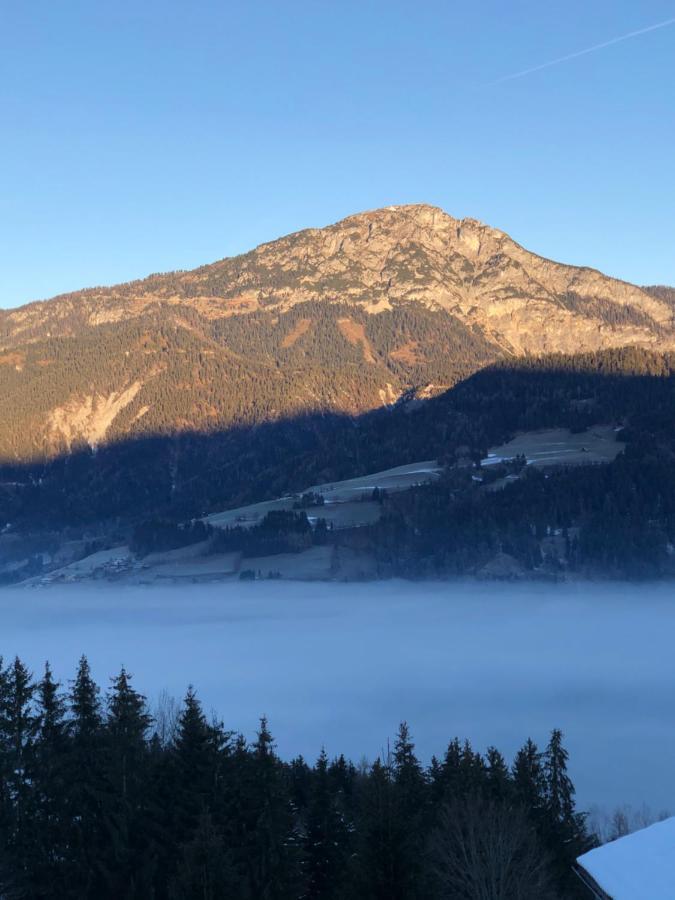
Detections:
0,656,593,898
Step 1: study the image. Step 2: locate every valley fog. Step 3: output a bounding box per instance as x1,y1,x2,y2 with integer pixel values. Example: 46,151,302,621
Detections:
1,579,673,812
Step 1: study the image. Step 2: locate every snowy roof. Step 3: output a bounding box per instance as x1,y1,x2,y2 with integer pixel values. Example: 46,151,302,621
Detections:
576,816,675,899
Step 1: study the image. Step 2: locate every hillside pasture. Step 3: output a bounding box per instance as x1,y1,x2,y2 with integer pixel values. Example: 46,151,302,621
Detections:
483,426,625,469
239,545,335,580
306,500,381,529
204,496,295,530
305,459,443,502
204,460,443,532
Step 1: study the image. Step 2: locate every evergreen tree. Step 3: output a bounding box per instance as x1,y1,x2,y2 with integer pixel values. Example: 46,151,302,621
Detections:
459,739,486,796
70,655,103,740
393,722,425,800
100,668,155,897
351,738,425,900
327,753,357,804
64,655,107,896
0,658,10,818
288,754,312,813
350,757,396,900
174,686,221,809
512,737,546,813
435,737,462,801
166,686,223,870
303,748,349,899
542,729,591,893
240,716,301,899
106,667,152,796
485,745,511,802
3,657,38,884
544,729,575,825
27,663,70,896
392,722,427,894
427,755,443,802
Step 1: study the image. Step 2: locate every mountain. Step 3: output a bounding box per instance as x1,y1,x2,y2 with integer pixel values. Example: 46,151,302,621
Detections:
644,284,675,306
1,204,674,464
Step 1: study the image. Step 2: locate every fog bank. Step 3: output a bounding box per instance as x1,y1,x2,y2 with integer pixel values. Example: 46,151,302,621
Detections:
1,579,674,811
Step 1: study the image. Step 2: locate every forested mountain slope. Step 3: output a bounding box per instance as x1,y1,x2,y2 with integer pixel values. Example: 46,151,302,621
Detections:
1,204,674,463
5,345,675,580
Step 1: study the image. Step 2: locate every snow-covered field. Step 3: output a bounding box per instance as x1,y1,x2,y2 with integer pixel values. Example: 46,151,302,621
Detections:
203,460,442,530
484,425,624,467
1,580,674,811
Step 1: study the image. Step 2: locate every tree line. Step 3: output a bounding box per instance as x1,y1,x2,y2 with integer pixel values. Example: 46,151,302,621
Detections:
0,656,593,898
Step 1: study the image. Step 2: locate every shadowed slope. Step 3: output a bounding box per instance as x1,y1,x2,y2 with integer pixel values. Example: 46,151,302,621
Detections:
3,346,675,532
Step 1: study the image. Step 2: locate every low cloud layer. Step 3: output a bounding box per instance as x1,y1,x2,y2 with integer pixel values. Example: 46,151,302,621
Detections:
1,579,673,810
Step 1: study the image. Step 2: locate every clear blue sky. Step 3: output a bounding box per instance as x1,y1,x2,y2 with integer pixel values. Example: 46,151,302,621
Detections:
2,0,674,308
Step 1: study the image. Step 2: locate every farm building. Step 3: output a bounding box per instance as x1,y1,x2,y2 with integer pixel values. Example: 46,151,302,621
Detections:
575,816,675,898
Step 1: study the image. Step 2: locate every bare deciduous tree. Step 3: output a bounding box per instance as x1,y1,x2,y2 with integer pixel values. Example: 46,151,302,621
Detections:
152,689,180,747
427,794,558,900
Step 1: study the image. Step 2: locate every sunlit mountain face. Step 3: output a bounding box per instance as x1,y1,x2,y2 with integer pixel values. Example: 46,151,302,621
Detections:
1,204,673,463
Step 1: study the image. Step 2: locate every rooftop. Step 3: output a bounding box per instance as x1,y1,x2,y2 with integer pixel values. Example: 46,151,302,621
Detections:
576,816,675,899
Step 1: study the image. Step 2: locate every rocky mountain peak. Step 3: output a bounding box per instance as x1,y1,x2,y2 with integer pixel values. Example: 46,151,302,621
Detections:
2,204,673,358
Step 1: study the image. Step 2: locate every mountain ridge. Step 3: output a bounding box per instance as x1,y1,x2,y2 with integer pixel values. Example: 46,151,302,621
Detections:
3,204,673,347
1,204,674,463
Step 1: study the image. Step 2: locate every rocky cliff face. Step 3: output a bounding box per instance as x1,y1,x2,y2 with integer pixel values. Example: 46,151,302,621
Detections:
198,202,672,355
3,204,672,352
1,204,673,461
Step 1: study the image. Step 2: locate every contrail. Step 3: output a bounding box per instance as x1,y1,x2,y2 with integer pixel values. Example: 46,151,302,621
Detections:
492,16,675,84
